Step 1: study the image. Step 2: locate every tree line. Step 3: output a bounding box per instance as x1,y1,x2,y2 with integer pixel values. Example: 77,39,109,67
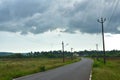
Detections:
0,50,120,58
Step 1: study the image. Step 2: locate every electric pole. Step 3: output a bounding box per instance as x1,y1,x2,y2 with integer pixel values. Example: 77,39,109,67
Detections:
96,44,98,50
97,17,106,64
71,48,73,60
62,41,65,63
96,44,99,60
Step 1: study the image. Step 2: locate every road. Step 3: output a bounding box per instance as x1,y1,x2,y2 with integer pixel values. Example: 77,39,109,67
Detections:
14,58,93,80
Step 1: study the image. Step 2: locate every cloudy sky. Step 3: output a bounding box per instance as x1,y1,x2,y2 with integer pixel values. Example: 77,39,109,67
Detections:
0,0,120,53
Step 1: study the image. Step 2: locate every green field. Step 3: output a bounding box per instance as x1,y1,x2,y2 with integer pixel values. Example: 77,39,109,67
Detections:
0,58,80,80
92,58,120,80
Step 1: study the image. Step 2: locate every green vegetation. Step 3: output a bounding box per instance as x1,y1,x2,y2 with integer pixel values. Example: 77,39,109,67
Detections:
0,51,74,58
0,57,80,80
74,50,120,57
92,58,120,80
1,50,120,58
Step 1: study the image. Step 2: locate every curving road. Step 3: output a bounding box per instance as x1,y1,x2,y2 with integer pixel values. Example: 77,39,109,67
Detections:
14,58,93,80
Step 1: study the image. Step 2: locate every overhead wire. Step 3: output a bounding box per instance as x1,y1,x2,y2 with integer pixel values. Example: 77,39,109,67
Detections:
100,0,106,18
106,0,120,30
96,0,118,49
96,0,105,35
106,0,119,32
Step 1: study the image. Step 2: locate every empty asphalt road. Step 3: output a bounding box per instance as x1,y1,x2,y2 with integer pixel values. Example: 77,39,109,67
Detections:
14,58,93,80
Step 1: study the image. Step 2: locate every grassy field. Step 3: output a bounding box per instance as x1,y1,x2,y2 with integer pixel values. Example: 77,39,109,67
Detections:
92,58,120,80
0,58,80,80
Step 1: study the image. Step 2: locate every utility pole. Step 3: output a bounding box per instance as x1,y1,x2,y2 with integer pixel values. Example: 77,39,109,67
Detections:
62,41,65,63
96,44,98,50
96,44,99,60
97,17,106,64
71,48,73,60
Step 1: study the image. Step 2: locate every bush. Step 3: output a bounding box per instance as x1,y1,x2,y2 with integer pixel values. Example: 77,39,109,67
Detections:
93,60,103,68
39,66,46,72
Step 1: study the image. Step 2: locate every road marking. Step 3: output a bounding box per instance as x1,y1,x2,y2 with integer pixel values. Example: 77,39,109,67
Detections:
89,71,92,80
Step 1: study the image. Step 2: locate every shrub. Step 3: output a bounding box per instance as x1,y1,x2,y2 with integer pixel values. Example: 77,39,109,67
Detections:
39,66,46,72
93,60,103,68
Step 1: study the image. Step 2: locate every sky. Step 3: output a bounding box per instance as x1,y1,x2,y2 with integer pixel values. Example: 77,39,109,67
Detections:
0,0,120,53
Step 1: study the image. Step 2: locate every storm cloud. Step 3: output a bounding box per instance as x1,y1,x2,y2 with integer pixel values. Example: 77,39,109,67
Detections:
0,0,120,34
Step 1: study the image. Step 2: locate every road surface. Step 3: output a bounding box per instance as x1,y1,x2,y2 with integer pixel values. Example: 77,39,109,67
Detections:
14,58,93,80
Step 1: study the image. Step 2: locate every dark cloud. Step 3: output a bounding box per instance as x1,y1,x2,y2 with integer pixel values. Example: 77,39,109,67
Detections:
0,0,120,35
0,0,49,21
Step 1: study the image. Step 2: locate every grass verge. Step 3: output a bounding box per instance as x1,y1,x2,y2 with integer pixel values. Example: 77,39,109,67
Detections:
0,57,80,80
92,58,120,80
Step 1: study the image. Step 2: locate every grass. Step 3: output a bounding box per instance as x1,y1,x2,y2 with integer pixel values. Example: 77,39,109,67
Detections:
0,57,80,80
92,58,120,80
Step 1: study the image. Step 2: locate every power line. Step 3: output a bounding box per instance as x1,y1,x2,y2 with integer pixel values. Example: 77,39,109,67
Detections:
101,0,115,17
100,0,106,17
100,0,119,27
107,0,120,29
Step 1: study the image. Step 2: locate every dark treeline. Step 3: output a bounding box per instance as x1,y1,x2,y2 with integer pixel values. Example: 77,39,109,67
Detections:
0,50,120,58
77,50,120,57
0,50,72,58
25,51,71,58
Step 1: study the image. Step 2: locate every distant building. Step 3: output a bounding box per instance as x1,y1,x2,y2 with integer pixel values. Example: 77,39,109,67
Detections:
73,53,79,57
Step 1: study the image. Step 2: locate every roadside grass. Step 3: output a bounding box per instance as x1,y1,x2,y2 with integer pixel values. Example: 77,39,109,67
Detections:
92,58,120,80
0,57,80,80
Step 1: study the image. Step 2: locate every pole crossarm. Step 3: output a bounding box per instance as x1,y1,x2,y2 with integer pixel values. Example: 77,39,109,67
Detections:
97,18,106,23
